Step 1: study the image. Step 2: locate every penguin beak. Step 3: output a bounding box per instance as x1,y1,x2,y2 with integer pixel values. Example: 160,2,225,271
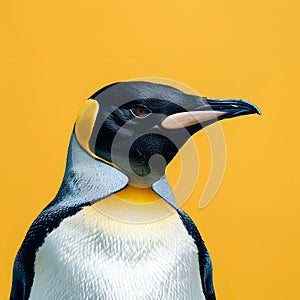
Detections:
161,99,261,130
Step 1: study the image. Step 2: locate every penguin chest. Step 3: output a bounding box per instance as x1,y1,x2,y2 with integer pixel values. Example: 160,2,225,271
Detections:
29,205,205,300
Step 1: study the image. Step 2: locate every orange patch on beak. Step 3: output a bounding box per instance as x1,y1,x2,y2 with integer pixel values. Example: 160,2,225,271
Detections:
161,111,225,130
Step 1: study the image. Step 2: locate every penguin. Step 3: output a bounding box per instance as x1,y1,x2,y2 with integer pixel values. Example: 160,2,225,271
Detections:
10,81,260,300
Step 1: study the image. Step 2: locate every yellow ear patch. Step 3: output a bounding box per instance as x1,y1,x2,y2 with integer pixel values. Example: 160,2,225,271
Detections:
75,99,121,170
75,99,99,158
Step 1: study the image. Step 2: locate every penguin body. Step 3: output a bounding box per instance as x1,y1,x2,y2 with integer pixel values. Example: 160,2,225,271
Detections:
28,196,204,300
11,81,260,300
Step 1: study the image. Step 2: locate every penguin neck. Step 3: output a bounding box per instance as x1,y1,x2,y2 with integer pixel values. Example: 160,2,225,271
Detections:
65,133,177,208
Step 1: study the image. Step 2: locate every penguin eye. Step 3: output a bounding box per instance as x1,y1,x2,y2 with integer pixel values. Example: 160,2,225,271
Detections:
130,105,152,118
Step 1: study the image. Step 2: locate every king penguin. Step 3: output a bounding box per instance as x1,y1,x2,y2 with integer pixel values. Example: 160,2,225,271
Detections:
10,81,260,300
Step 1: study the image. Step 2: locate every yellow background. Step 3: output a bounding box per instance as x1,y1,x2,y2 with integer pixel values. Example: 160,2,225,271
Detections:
1,0,299,299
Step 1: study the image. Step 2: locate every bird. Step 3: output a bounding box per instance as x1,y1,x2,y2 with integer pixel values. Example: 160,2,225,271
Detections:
10,81,260,300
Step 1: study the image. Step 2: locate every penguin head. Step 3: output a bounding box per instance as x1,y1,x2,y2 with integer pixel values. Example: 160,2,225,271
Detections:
75,81,260,187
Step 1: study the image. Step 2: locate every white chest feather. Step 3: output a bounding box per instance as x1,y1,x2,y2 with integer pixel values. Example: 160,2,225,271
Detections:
29,199,205,300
